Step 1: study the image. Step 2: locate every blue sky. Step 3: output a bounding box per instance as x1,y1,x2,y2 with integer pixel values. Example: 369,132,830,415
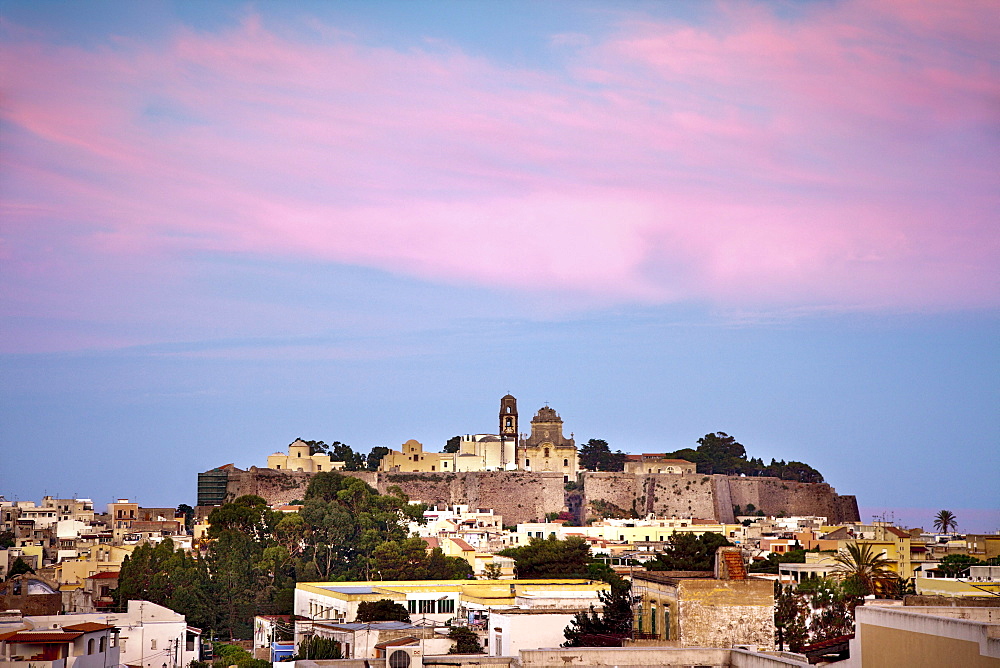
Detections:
1,0,997,532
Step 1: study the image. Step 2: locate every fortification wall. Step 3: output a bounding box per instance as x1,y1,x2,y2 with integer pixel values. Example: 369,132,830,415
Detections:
225,467,314,505
580,472,719,520
727,477,859,522
225,467,858,524
376,471,566,525
581,472,859,523
225,468,564,525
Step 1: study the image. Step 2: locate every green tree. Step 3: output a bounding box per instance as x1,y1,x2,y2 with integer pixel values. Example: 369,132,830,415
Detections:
447,627,484,654
294,637,341,660
933,510,958,534
299,472,425,580
443,436,462,454
749,548,807,574
832,543,895,597
5,556,35,579
578,439,626,472
371,537,473,581
774,583,809,652
177,504,194,531
563,575,634,647
499,536,592,579
303,440,366,470
366,446,391,471
692,432,746,474
936,554,982,577
355,599,411,622
645,532,731,571
207,495,278,542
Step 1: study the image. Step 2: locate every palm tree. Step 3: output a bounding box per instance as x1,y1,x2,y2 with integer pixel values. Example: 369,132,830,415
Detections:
933,510,957,534
832,542,894,597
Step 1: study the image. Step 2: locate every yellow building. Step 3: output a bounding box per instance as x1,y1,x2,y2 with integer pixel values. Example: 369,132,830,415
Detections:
623,456,696,475
631,548,775,649
57,544,134,585
267,439,342,473
517,406,578,481
378,439,456,472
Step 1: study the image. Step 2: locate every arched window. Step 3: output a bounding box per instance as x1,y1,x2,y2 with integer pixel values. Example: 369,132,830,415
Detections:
563,459,568,467
544,448,550,458
88,639,95,654
99,637,107,653
525,459,530,467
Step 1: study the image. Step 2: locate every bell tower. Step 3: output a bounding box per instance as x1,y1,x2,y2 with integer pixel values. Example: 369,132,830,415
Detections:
499,394,518,469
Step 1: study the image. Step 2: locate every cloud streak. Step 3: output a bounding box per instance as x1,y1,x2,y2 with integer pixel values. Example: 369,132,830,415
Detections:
2,0,997,333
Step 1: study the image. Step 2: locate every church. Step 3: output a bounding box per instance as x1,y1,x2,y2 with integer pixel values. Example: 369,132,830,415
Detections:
377,394,579,480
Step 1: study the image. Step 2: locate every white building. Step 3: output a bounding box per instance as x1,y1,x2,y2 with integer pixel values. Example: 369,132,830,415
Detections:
27,600,201,668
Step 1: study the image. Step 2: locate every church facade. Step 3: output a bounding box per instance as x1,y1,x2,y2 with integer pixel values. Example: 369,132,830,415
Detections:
515,402,578,481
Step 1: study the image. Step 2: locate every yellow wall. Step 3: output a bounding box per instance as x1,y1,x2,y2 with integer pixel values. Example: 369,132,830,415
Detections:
859,623,1000,667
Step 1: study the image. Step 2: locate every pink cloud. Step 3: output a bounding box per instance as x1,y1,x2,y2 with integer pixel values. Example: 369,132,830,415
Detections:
1,0,997,323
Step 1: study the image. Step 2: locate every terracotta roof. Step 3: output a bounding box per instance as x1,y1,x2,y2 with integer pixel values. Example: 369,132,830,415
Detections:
62,623,115,633
374,636,419,649
0,631,83,643
884,526,909,538
87,571,120,579
449,538,474,552
422,537,440,550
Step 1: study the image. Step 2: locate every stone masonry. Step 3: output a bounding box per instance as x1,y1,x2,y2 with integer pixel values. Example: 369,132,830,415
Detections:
223,467,859,525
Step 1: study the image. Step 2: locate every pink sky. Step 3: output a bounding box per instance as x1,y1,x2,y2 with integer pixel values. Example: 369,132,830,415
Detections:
2,0,998,320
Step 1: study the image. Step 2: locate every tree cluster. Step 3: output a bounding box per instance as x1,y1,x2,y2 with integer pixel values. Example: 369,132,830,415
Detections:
355,599,410,622
115,472,471,639
301,439,390,471
563,575,634,647
775,579,859,652
644,532,732,572
499,536,594,579
578,439,626,472
663,432,824,483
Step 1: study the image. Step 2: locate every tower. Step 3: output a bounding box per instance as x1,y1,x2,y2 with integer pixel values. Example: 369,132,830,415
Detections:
499,394,518,469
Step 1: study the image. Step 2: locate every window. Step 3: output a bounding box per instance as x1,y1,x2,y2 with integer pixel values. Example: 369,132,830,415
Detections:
505,417,512,427
276,465,281,469
437,599,454,614
151,639,157,650
563,459,568,467
431,466,435,471
317,465,321,471
407,600,417,614
544,448,550,458
100,637,107,653
650,603,657,635
525,459,530,467
418,599,435,614
88,639,95,654
664,607,670,640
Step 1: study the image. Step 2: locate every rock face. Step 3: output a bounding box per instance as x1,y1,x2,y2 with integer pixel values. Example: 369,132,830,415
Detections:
222,468,859,525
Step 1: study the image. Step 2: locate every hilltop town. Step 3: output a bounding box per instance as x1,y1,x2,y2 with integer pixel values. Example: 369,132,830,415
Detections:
2,396,997,667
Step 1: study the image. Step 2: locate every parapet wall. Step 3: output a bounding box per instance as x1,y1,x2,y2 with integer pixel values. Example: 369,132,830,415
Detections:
580,472,859,523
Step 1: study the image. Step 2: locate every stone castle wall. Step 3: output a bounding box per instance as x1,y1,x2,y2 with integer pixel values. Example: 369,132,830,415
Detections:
224,468,859,524
225,468,565,525
580,472,859,523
